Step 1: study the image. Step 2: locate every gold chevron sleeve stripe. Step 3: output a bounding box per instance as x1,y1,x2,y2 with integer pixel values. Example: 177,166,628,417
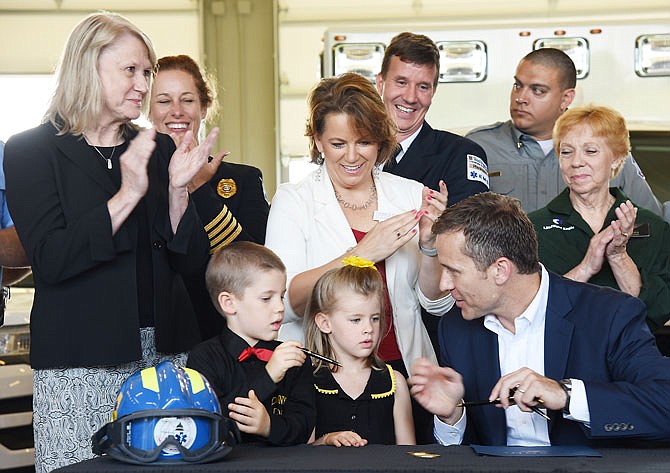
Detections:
210,223,242,254
204,205,232,232
206,206,234,236
209,214,239,246
207,211,236,243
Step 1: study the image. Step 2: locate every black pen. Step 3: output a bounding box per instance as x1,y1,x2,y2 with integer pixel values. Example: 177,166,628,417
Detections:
457,398,550,421
299,347,342,367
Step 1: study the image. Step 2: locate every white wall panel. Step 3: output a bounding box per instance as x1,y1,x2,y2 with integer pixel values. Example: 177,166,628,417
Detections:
0,11,199,73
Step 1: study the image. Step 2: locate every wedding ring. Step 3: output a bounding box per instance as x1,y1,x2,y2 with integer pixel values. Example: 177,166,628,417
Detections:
622,232,629,238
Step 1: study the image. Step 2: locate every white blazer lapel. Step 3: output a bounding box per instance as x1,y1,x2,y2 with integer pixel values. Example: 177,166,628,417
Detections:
312,166,358,257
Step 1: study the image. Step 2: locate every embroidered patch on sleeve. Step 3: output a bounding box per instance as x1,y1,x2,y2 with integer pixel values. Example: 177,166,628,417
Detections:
629,155,647,180
467,154,489,187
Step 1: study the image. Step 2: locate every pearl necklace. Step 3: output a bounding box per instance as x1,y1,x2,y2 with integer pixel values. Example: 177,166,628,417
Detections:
334,184,377,211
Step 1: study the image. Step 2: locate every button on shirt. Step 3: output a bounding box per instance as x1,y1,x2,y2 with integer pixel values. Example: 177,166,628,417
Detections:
434,265,590,445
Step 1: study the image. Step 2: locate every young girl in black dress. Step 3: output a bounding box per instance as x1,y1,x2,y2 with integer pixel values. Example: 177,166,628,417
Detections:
304,257,415,447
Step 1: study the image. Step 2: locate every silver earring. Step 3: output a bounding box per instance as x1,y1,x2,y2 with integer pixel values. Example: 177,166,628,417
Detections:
316,152,325,166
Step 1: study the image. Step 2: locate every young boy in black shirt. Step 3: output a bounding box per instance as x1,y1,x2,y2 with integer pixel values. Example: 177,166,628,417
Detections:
187,242,315,445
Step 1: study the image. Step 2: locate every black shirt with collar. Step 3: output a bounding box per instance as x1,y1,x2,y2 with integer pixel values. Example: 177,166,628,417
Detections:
186,326,316,446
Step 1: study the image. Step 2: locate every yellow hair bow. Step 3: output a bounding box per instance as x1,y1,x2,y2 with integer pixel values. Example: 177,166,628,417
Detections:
342,255,377,269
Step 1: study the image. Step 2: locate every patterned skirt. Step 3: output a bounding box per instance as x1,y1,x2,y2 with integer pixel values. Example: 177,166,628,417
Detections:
32,328,187,473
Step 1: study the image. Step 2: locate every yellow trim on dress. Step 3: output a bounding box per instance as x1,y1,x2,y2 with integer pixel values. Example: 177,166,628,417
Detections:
371,364,396,399
313,364,396,398
314,384,339,395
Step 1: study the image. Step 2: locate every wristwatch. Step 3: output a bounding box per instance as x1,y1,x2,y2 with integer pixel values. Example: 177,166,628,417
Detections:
559,378,572,415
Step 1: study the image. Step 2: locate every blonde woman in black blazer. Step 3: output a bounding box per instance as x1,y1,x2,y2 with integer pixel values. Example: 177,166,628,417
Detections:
4,13,217,473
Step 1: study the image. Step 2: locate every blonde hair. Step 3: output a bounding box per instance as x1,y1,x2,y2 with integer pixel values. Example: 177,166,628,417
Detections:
554,104,630,178
45,11,156,135
304,265,386,373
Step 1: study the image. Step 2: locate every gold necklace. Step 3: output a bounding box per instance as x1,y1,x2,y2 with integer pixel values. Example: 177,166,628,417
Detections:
334,184,377,211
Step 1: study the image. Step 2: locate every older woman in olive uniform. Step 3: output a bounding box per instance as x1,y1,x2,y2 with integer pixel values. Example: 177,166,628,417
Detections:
530,104,670,331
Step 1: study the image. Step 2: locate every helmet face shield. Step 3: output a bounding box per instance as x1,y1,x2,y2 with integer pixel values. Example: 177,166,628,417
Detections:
92,362,239,464
94,409,239,464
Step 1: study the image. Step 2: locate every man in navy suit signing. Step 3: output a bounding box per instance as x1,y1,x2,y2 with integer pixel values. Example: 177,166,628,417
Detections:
410,192,670,446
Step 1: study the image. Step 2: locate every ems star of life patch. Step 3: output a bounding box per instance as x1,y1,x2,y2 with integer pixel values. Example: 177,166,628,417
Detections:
467,154,489,187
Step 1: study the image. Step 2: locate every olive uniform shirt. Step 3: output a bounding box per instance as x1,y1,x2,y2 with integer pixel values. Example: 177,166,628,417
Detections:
529,188,670,331
467,120,663,216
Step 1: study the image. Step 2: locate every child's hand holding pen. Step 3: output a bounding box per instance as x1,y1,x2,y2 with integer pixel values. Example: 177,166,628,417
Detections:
265,340,306,383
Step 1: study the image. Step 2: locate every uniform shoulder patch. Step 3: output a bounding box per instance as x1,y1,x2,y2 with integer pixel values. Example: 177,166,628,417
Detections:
628,155,647,180
466,154,489,187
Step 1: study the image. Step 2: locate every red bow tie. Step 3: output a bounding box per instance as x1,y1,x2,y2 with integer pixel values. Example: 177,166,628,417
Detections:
238,347,274,362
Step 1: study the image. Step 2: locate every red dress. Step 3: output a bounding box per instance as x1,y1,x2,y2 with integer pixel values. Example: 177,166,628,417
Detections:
351,229,402,363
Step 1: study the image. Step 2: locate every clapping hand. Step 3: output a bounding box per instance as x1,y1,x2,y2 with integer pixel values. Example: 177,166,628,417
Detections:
353,210,419,262
119,128,156,200
418,180,449,249
168,128,219,191
187,149,231,193
606,200,636,260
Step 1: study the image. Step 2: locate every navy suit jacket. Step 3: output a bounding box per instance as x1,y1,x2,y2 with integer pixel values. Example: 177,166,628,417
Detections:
384,121,489,206
439,271,670,446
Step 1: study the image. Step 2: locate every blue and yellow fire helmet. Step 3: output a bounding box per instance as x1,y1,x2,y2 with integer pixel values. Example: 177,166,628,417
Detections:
92,361,239,464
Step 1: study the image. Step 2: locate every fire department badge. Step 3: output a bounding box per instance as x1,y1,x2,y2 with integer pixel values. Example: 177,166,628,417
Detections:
217,178,237,198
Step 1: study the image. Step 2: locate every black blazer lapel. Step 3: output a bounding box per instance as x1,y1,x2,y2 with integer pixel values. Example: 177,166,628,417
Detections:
56,133,117,195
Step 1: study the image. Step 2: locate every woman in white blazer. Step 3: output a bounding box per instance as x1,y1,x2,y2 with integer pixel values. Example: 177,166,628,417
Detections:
266,73,453,375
